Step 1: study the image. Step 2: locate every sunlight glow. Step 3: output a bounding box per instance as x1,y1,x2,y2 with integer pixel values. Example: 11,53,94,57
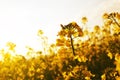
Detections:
0,0,120,79
0,54,3,61
0,0,115,56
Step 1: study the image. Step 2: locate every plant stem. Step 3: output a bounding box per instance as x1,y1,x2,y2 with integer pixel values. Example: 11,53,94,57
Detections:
70,34,75,56
111,14,120,27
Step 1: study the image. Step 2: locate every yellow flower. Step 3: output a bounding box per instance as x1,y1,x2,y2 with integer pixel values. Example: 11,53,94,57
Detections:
37,29,43,36
71,22,77,26
6,42,16,51
102,13,109,19
107,52,113,59
81,17,88,24
116,13,120,19
94,25,100,33
116,76,120,80
101,74,106,80
83,29,89,36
